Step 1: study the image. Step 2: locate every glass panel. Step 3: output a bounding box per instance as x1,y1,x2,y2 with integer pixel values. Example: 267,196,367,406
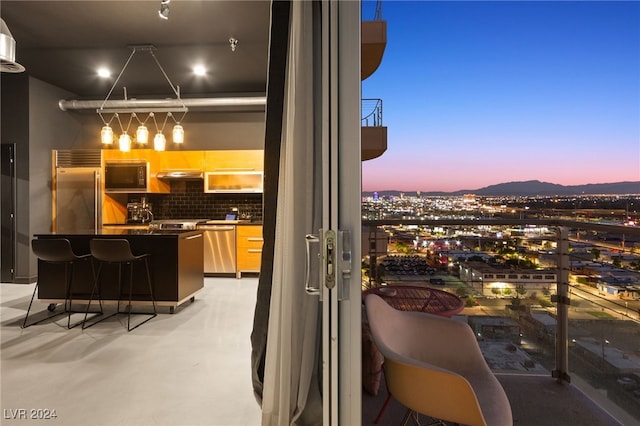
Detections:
361,194,640,423
567,225,640,422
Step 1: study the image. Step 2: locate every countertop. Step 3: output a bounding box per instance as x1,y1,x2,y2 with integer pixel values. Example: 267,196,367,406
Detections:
35,229,203,237
102,221,263,227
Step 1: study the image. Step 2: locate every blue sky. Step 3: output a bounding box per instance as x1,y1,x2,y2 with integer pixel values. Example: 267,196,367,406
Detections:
361,0,640,192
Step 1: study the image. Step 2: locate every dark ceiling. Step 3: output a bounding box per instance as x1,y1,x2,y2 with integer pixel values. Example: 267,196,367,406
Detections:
0,1,271,100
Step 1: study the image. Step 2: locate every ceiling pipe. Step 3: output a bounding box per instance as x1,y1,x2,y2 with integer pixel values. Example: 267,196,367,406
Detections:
58,95,266,112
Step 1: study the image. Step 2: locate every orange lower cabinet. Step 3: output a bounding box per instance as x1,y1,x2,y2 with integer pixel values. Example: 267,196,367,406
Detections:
236,225,263,278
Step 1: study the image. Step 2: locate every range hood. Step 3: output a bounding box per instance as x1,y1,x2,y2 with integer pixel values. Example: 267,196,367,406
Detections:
156,169,204,180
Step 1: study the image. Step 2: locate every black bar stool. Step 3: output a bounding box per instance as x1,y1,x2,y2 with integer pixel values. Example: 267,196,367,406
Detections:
85,239,157,331
26,238,102,328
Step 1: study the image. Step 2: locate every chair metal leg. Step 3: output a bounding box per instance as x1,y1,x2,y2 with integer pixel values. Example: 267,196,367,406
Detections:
126,258,157,332
83,256,157,332
401,408,415,426
82,262,115,329
88,258,105,315
401,409,445,426
65,263,80,329
65,262,95,329
22,282,65,328
375,389,393,423
145,257,158,315
22,282,39,328
116,263,123,315
127,261,134,331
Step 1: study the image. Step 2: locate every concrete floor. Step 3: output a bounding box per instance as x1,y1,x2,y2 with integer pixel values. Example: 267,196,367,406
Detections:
1,277,262,426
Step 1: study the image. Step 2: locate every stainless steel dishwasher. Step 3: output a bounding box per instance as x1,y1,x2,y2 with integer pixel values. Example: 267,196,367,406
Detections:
199,223,236,274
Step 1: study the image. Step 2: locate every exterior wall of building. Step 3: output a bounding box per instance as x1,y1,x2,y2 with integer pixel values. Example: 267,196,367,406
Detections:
460,261,557,297
468,316,522,344
362,226,389,257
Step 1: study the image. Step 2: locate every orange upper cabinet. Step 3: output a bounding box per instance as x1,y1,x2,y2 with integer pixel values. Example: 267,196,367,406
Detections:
204,150,264,172
361,20,387,81
102,149,264,193
153,151,205,171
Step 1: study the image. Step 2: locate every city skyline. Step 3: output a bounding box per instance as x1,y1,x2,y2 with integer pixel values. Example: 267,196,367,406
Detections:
360,178,640,195
361,1,640,193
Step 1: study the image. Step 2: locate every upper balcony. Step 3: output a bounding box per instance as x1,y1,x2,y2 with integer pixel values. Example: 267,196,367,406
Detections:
362,19,387,81
362,99,387,161
361,1,387,162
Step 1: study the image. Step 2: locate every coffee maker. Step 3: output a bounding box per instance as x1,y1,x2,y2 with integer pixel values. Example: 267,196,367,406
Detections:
127,196,153,223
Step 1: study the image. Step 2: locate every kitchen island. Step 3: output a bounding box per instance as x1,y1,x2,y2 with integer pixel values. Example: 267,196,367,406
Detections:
33,229,204,313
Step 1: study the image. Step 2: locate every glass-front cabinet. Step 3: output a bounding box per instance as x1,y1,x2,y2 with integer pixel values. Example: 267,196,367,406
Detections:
204,171,263,193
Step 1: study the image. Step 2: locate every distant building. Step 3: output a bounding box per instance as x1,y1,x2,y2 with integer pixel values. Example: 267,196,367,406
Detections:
573,262,640,297
362,225,389,257
445,250,493,262
597,276,638,297
459,261,557,297
467,316,521,344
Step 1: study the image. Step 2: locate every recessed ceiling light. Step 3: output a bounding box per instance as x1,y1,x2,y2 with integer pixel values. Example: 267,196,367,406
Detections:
158,0,170,20
97,67,111,78
193,65,206,76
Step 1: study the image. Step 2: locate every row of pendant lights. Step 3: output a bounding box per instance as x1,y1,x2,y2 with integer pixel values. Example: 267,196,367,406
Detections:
100,111,184,152
97,46,188,152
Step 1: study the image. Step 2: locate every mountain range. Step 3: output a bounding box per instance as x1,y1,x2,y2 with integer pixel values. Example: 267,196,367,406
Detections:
364,180,640,197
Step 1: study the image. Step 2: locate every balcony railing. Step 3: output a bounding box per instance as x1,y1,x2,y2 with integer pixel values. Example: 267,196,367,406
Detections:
362,217,640,424
362,98,383,127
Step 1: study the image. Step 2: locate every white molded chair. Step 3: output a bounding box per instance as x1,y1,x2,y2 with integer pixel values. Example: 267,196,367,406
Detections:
364,294,513,426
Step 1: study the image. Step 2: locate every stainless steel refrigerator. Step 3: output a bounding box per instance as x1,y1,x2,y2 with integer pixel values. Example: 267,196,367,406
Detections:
55,167,101,233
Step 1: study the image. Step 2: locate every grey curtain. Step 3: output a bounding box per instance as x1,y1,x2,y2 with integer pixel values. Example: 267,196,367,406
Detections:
250,0,291,405
251,1,325,425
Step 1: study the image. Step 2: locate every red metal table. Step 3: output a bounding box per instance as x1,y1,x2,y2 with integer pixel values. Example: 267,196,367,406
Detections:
362,285,464,317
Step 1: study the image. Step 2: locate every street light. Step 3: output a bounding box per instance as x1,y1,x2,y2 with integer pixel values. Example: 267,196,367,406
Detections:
601,338,610,367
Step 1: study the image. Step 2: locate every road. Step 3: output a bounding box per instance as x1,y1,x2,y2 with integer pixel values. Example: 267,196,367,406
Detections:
569,283,640,322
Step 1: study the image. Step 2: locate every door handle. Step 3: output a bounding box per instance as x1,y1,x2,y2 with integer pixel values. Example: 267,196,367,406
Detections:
305,234,320,295
305,230,351,298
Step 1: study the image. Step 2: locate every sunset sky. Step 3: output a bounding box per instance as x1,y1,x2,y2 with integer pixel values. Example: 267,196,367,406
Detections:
361,0,640,192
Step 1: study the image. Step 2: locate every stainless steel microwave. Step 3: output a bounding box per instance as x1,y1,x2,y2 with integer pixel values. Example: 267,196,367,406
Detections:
104,161,149,192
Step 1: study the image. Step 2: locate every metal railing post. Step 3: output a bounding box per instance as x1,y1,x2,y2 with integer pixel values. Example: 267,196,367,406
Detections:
553,226,571,383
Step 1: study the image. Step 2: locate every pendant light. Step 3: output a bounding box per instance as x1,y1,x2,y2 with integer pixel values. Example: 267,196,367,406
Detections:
172,124,184,144
113,112,134,152
165,112,184,144
119,133,132,152
154,132,166,151
134,113,149,144
101,125,114,145
137,125,149,144
96,45,188,150
100,113,117,145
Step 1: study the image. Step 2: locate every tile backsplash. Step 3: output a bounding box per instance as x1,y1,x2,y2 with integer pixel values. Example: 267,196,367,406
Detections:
129,181,263,221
